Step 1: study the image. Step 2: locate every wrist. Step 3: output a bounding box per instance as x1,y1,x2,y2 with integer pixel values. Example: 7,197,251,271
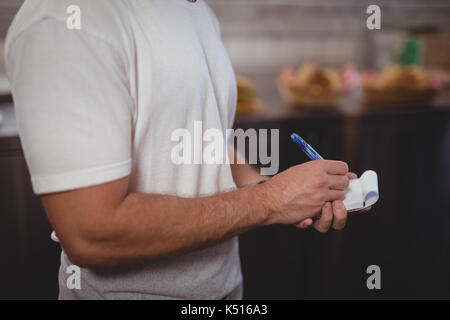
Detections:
250,180,278,227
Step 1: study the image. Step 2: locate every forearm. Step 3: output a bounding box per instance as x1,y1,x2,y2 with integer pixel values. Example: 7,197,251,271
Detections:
75,183,272,268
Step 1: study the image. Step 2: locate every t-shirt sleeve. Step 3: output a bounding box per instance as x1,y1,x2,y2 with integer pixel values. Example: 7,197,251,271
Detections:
6,18,134,195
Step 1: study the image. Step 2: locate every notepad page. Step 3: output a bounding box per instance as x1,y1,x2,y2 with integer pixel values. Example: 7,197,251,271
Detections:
360,170,379,207
343,179,365,211
343,170,379,211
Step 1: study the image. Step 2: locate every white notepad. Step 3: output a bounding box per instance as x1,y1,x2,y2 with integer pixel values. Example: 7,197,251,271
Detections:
343,170,379,212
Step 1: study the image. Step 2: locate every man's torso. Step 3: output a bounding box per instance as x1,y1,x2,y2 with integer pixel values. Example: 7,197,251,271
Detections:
6,0,242,299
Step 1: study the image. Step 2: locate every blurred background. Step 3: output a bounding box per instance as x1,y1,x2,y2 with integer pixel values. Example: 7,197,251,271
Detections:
1,0,450,299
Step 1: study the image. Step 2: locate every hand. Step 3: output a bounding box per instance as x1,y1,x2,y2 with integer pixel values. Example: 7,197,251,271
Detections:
295,172,372,232
261,160,350,226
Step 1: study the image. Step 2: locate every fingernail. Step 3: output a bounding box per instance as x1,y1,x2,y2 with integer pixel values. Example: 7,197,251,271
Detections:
325,202,332,208
335,201,344,209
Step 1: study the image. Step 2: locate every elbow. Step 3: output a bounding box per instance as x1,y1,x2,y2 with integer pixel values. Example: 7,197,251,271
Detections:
63,239,110,269
60,225,120,268
59,210,126,268
65,248,96,269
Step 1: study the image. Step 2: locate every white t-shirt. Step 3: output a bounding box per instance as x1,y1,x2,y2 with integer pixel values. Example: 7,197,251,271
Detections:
5,0,242,299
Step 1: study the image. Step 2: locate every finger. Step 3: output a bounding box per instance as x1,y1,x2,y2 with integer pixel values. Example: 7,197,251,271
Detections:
347,172,358,180
328,175,350,190
296,218,313,229
325,189,346,202
325,161,349,175
354,206,372,214
331,200,347,230
313,202,333,233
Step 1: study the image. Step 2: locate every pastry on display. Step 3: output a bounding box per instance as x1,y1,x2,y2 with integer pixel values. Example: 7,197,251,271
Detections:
277,64,355,108
362,66,443,105
236,76,264,114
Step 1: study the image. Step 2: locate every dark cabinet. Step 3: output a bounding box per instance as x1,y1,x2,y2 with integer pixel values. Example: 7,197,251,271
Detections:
0,136,60,300
236,106,450,299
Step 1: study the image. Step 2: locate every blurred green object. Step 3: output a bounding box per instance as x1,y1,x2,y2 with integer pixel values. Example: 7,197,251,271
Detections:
398,36,422,66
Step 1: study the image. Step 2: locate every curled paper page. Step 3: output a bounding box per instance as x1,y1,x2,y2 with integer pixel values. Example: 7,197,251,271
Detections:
360,170,379,207
343,170,379,212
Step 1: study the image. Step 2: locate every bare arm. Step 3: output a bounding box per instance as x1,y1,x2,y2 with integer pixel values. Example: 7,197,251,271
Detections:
43,177,270,268
42,160,350,269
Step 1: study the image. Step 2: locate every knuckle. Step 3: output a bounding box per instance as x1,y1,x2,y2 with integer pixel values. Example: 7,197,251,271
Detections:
330,161,349,174
310,176,326,189
312,191,326,203
340,161,349,173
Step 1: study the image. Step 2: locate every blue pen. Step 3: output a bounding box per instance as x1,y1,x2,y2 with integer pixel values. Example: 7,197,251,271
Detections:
290,133,324,160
